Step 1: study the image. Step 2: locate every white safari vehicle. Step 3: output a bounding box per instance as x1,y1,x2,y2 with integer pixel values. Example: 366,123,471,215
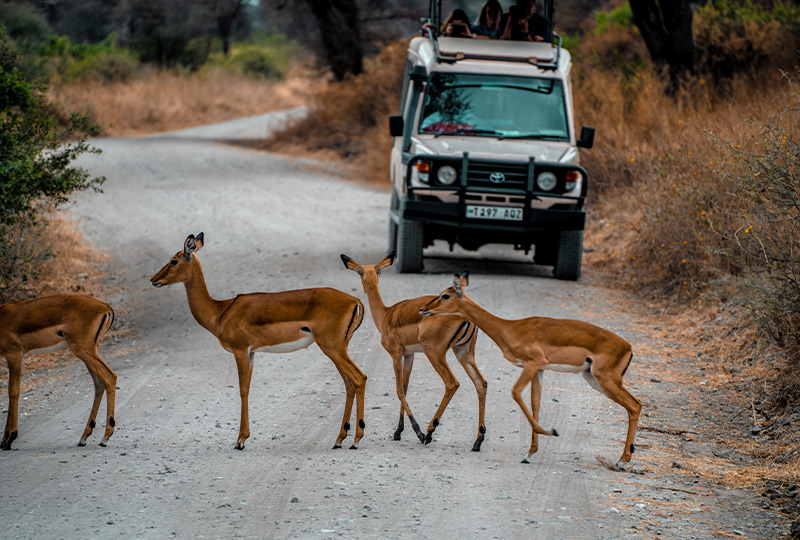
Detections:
388,0,595,279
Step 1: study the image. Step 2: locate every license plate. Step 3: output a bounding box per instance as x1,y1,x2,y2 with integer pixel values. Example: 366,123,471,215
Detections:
466,205,523,221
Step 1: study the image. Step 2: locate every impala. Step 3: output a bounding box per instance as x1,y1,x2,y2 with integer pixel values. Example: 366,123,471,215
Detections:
1,294,116,450
420,272,642,470
341,253,487,451
151,233,367,450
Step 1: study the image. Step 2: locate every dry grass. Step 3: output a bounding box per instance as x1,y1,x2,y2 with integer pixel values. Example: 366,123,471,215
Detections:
49,65,318,137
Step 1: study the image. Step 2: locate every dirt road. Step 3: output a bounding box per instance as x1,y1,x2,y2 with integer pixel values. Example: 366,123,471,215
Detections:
0,112,787,539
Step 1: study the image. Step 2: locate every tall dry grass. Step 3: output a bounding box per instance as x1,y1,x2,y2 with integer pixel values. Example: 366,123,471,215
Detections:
49,66,317,137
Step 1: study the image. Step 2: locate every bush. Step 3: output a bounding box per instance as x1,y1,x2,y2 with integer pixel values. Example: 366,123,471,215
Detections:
206,35,298,80
694,0,800,82
715,77,800,381
0,29,105,297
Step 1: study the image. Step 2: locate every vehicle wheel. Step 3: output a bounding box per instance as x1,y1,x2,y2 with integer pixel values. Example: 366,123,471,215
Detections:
553,230,583,281
396,217,424,273
388,190,399,254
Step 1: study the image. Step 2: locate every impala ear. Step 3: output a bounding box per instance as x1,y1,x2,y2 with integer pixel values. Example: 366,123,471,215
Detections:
340,254,364,275
376,251,396,273
184,235,197,257
453,271,469,297
195,232,204,250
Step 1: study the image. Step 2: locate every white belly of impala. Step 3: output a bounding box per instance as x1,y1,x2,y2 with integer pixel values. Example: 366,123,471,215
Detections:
252,335,315,355
541,359,592,374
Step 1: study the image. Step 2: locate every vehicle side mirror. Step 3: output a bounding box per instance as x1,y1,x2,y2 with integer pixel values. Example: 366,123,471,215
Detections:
577,126,595,149
389,115,404,137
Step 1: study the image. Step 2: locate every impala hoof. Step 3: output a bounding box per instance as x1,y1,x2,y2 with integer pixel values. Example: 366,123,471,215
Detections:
550,428,559,437
332,443,342,449
521,456,531,464
615,460,628,471
78,441,87,447
349,444,358,450
98,441,107,448
393,432,402,441
424,431,434,445
235,443,245,451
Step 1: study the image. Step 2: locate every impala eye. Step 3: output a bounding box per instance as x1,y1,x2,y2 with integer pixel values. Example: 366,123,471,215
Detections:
441,294,450,300
170,259,178,266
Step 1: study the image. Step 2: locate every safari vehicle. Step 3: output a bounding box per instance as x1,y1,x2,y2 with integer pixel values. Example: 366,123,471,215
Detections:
387,0,595,279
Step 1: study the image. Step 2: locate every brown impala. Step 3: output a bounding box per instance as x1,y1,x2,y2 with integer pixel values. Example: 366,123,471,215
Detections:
420,272,641,470
1,294,116,449
341,252,487,451
151,233,367,450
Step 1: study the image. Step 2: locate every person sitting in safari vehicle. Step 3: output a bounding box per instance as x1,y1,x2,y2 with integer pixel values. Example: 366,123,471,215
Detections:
498,0,550,42
471,0,502,39
440,9,477,38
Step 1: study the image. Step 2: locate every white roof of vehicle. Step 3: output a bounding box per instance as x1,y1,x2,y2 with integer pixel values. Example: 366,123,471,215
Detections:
409,36,572,78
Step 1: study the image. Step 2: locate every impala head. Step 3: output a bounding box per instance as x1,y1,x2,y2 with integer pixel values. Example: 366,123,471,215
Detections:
150,233,204,288
340,251,395,281
420,271,469,317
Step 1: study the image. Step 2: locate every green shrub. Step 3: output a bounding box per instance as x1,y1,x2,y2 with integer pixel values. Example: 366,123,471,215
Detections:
206,35,297,80
0,29,105,295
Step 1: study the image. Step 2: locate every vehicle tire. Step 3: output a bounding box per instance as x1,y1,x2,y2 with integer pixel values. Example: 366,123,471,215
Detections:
553,230,583,281
396,217,424,273
388,190,399,254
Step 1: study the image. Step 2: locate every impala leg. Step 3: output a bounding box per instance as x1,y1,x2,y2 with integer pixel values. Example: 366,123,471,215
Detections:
320,342,367,450
391,352,424,443
455,343,487,452
592,371,642,470
523,370,544,463
71,346,117,447
350,362,367,449
423,350,460,445
78,373,104,446
394,353,414,441
2,352,22,450
512,363,558,464
233,351,254,450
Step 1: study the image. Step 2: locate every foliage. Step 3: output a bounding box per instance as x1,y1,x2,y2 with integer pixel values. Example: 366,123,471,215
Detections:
0,30,106,292
35,34,141,83
715,78,800,381
694,0,800,81
206,35,298,80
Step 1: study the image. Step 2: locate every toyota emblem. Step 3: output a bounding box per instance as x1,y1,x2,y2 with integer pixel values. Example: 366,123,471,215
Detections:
489,172,506,183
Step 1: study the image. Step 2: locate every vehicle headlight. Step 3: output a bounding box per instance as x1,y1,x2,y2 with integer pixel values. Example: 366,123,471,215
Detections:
536,171,557,192
437,165,458,185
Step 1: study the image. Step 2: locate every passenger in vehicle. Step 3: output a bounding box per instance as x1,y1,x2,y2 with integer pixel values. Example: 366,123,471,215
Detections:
440,9,477,38
472,0,503,39
498,0,550,42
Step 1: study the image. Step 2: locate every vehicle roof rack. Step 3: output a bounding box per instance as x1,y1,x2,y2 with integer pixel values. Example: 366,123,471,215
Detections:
423,0,560,71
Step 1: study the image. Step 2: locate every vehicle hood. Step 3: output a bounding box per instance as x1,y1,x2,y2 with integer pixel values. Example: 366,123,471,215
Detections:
412,136,573,163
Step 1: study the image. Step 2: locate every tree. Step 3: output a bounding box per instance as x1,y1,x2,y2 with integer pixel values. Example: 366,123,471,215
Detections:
302,0,364,80
209,0,244,55
628,0,694,93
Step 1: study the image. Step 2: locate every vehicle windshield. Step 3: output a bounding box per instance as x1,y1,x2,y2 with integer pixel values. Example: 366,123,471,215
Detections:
419,73,569,140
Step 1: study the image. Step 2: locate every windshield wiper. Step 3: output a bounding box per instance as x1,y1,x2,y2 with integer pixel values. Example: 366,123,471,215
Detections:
497,133,568,140
433,129,503,138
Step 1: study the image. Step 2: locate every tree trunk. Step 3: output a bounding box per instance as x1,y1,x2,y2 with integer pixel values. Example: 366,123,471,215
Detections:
302,0,363,80
629,0,694,93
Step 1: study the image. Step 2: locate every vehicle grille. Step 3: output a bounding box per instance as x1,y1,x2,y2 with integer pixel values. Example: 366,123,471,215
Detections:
465,161,529,190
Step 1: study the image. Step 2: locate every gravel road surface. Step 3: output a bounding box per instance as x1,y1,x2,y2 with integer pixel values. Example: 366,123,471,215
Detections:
0,112,787,539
